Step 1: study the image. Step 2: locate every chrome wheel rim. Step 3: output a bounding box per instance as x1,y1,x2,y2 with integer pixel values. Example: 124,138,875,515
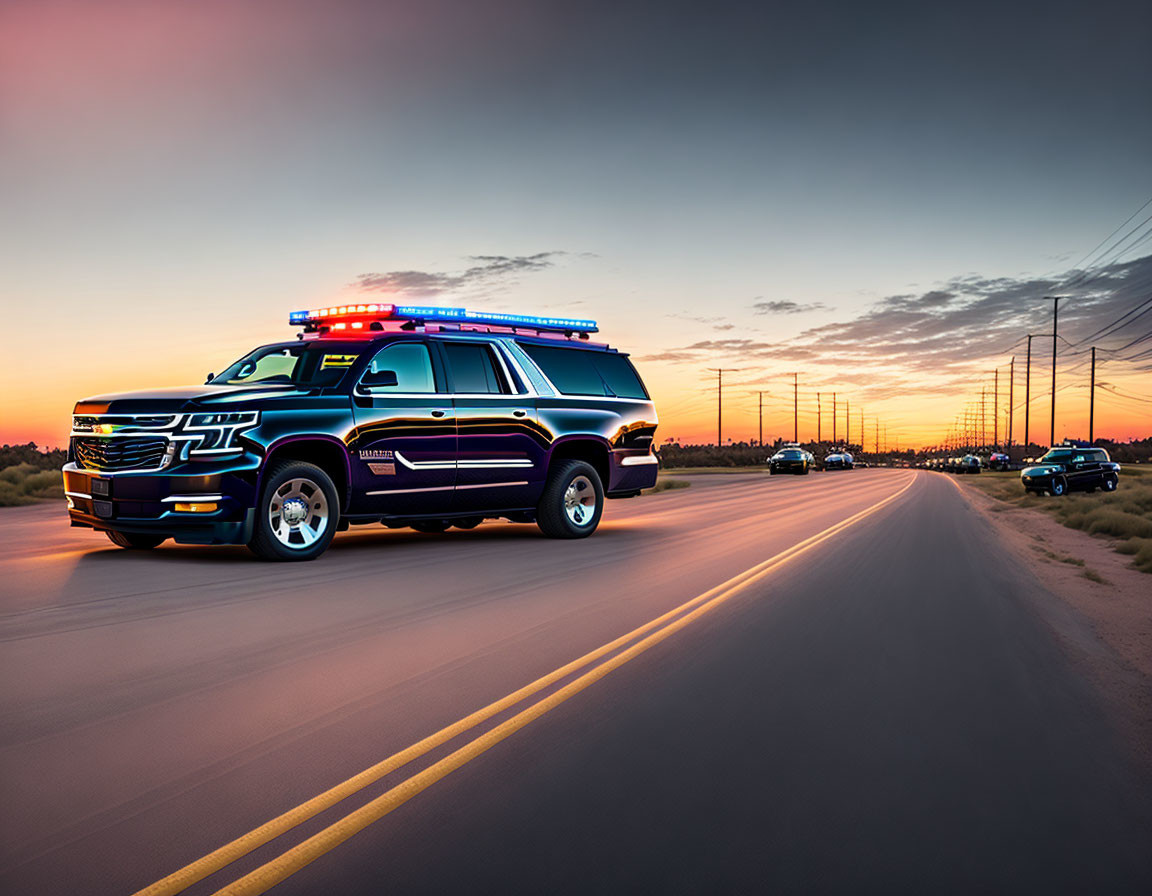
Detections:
563,475,597,527
269,478,329,549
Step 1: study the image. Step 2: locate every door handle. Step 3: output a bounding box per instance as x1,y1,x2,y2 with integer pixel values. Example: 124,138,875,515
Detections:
431,410,447,418
513,409,528,418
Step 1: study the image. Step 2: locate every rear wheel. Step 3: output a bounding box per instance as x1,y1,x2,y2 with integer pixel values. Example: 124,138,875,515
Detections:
1050,477,1067,497
106,530,166,550
537,460,604,538
248,461,339,561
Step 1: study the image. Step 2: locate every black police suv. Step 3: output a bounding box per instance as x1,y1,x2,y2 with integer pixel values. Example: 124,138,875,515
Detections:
64,305,659,560
769,447,811,474
1020,445,1120,496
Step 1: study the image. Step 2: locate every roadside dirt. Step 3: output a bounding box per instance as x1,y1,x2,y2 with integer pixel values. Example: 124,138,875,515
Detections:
955,477,1152,765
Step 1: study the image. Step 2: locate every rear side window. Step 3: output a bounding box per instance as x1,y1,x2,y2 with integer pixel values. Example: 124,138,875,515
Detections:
1089,449,1109,463
442,342,510,394
520,343,648,399
364,342,436,393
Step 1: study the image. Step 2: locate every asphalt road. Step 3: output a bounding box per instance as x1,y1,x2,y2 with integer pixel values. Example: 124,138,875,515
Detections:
1,470,1150,894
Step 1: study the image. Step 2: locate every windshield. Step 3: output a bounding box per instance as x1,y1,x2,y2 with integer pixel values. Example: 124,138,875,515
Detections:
215,343,364,387
776,449,803,458
1038,449,1074,464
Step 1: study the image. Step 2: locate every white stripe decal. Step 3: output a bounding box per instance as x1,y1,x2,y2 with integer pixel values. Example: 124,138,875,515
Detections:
393,451,533,470
365,481,529,496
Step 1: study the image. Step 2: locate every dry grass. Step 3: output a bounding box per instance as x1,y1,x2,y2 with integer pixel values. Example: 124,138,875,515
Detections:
959,466,1152,573
644,477,692,494
0,463,64,506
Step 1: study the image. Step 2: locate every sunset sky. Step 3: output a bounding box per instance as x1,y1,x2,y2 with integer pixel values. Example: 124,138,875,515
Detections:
3,0,1150,449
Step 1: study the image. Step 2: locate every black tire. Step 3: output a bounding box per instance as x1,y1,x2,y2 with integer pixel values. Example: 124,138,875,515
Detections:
1102,473,1118,492
1050,477,1067,497
247,460,340,561
411,520,451,534
537,460,604,539
106,530,167,550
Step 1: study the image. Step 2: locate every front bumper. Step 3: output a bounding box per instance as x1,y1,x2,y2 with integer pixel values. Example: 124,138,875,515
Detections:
63,457,259,545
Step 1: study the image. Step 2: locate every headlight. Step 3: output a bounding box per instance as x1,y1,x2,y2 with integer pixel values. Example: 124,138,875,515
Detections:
185,411,259,456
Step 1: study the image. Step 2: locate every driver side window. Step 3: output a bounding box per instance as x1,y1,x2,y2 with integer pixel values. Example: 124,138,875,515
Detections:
362,342,435,393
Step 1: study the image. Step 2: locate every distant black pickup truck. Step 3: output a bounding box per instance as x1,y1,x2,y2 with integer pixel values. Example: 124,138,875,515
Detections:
1020,446,1120,496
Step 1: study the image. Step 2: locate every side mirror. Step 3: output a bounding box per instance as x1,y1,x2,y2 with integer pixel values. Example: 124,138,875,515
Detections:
206,372,215,383
357,369,399,392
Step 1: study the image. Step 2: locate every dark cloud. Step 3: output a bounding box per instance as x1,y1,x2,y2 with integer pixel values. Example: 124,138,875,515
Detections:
646,254,1152,376
753,299,829,315
353,252,563,296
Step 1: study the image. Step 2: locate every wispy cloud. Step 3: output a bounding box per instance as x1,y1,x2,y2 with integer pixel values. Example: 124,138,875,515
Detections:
353,252,564,296
752,299,828,315
644,254,1152,382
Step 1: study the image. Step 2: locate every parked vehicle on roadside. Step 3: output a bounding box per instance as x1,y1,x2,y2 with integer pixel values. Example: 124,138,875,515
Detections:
769,447,811,474
957,454,982,474
63,305,659,560
987,452,1011,471
823,449,854,471
1020,445,1120,496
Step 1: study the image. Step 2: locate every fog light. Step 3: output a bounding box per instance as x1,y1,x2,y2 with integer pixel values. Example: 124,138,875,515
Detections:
173,502,218,513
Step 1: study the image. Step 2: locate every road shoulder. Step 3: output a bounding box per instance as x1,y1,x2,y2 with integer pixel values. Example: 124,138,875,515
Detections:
954,476,1152,764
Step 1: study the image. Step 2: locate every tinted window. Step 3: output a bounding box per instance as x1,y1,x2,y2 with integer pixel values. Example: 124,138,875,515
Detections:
364,342,435,392
1040,449,1073,463
216,343,363,387
520,343,648,399
778,449,803,458
1089,449,1108,463
442,342,510,394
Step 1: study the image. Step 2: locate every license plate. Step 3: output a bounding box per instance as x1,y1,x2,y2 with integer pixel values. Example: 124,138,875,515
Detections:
90,478,110,497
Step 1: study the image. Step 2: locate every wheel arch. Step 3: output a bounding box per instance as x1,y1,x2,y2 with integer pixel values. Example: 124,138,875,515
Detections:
545,436,611,489
260,436,351,510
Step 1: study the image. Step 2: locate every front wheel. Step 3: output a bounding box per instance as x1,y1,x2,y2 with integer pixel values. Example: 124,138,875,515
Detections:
106,530,167,550
1102,473,1118,492
1050,477,1067,497
537,460,604,538
248,461,339,561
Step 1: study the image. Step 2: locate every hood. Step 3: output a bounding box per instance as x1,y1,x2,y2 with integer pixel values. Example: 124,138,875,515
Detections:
1022,463,1064,475
75,383,304,414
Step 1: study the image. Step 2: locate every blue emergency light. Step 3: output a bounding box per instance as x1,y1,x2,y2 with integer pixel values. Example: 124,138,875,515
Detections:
289,303,598,333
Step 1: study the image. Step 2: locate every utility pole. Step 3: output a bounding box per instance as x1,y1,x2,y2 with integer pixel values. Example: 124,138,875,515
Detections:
980,388,986,449
832,392,837,445
1024,334,1033,453
993,368,999,448
1089,347,1096,443
846,399,850,448
875,419,879,455
1007,357,1014,453
708,368,738,446
793,373,798,443
758,390,764,446
1046,296,1061,446
817,392,822,442
859,408,864,454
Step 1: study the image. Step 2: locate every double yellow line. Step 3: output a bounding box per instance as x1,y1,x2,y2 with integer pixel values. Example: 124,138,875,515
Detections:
135,473,918,896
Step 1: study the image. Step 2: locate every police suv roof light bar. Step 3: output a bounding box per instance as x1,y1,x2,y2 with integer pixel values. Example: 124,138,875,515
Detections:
289,304,598,336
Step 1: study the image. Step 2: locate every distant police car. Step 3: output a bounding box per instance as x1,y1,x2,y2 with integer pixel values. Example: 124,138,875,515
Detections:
769,447,811,475
64,305,659,560
1020,444,1120,496
823,449,854,471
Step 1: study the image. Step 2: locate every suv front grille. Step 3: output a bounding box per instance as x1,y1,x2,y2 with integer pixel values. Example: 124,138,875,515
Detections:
73,437,168,472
